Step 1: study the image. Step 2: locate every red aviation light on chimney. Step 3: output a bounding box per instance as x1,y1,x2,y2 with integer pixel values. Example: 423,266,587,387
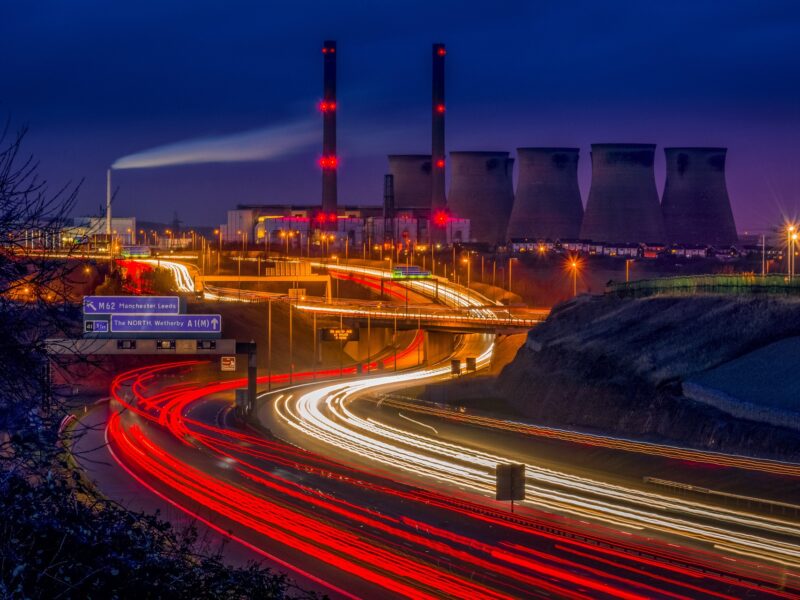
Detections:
328,212,338,221
319,101,337,113
435,103,445,114
433,209,449,227
437,47,446,56
435,158,445,168
319,155,338,169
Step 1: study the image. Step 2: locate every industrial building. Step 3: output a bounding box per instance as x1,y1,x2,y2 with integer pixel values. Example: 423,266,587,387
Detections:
661,147,738,246
65,216,138,246
220,205,468,250
580,143,665,244
447,151,514,244
507,148,583,241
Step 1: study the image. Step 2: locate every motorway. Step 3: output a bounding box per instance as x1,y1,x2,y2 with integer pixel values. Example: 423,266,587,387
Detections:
80,256,800,597
91,360,798,599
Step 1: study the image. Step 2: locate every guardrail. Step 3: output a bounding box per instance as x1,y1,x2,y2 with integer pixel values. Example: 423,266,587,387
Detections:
291,300,547,329
644,476,800,516
607,274,800,298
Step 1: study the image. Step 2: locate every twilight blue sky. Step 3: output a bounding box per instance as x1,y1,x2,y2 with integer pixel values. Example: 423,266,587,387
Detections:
2,0,799,230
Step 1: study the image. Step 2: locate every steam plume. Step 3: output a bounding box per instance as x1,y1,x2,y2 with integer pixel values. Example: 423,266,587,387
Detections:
112,120,318,170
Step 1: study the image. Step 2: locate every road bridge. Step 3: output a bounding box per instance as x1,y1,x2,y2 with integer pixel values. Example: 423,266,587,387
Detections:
292,298,549,332
195,274,332,302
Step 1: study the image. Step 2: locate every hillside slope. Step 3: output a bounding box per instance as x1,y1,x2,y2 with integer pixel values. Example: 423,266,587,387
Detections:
496,294,800,459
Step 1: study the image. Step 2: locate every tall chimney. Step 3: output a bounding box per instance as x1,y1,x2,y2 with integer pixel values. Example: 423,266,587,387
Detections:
321,40,337,226
105,168,112,236
431,43,446,211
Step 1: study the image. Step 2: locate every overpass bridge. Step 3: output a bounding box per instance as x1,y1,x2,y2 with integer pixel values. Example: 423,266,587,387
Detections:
291,298,549,332
156,258,549,332
194,274,333,302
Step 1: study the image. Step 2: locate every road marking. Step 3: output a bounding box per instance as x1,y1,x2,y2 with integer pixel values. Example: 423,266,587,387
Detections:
397,412,439,436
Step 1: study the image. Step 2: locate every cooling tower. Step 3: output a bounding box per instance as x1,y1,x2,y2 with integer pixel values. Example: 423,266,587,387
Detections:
661,148,737,246
388,155,432,210
431,43,446,210
580,143,665,243
448,151,514,244
320,40,337,226
507,148,583,240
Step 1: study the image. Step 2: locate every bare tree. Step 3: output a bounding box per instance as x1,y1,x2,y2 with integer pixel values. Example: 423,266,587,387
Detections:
0,122,83,470
0,125,320,599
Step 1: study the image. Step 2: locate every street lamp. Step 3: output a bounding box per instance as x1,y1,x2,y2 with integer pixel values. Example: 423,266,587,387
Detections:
237,230,247,297
462,255,471,288
508,257,517,293
214,229,222,273
625,258,634,283
568,257,580,297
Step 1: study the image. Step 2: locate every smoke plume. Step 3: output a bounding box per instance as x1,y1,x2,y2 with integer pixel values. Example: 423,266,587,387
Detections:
112,120,318,170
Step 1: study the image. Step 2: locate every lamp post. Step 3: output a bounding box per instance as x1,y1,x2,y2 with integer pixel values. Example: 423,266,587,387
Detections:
214,229,221,273
570,260,578,296
508,257,517,293
267,298,273,391
788,224,796,280
237,230,247,299
625,258,634,283
289,300,293,385
462,255,471,288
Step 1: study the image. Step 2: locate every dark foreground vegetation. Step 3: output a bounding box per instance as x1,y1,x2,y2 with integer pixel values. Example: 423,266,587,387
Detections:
0,127,318,598
0,472,316,599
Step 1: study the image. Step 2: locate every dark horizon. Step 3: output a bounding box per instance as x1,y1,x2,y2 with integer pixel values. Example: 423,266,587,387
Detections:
3,0,800,230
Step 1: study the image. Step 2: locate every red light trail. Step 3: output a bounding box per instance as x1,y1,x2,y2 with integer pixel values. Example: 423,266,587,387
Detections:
100,361,798,599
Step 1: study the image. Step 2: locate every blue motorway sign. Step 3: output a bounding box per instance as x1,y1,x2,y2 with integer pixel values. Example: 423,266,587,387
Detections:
110,314,221,335
83,296,181,315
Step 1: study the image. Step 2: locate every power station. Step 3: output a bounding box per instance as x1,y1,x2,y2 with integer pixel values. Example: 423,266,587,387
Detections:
507,148,583,241
661,147,738,246
580,144,665,244
218,42,740,250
